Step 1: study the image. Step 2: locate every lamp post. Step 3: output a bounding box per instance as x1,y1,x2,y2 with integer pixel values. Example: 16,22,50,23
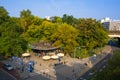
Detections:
74,47,80,64
74,47,76,64
73,46,82,80
73,46,86,71
74,46,86,62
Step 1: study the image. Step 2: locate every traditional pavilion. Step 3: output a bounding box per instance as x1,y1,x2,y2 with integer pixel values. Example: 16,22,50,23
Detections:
30,41,60,56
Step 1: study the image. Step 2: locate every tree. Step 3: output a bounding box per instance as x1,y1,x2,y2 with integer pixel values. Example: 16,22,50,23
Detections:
62,14,78,26
51,16,62,23
40,21,57,41
51,23,79,54
24,21,57,43
0,6,9,24
32,16,43,25
24,24,42,43
0,18,28,58
76,18,109,50
20,9,34,32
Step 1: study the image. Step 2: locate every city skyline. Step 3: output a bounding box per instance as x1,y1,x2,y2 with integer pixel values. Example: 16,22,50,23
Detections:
0,0,120,20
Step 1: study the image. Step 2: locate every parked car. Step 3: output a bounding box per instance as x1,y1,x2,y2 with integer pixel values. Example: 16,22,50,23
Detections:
3,63,14,70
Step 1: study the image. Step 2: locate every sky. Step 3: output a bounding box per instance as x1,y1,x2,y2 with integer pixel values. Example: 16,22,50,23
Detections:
0,0,120,20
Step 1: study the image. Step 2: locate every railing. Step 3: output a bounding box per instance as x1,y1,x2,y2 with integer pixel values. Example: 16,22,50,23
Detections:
109,31,120,35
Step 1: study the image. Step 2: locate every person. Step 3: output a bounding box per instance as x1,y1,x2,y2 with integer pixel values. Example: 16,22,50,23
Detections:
39,63,41,66
55,50,57,55
21,66,24,72
38,53,40,57
11,56,14,61
58,57,61,64
27,65,33,72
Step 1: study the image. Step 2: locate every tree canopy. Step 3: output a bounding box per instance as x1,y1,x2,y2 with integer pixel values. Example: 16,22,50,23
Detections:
20,9,34,32
76,18,109,50
51,23,79,54
0,6,109,58
0,6,9,24
0,18,27,58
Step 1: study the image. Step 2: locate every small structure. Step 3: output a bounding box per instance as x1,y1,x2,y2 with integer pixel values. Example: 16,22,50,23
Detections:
30,41,60,56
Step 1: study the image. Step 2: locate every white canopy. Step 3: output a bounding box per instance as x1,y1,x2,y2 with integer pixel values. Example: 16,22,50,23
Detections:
22,53,31,57
57,53,64,57
42,56,51,60
51,55,59,59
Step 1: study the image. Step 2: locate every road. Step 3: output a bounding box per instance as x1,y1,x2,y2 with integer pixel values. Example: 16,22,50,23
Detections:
0,69,17,80
77,53,112,80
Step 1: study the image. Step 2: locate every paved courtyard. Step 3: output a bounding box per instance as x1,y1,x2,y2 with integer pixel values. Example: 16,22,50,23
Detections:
2,46,112,80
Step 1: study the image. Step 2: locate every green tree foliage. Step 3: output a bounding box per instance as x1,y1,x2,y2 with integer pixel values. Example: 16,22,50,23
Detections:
0,18,28,58
23,24,42,43
76,18,109,50
91,51,120,80
20,9,34,32
32,16,43,25
25,21,57,43
51,16,62,23
51,23,79,54
0,6,9,24
62,14,78,26
40,21,57,41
